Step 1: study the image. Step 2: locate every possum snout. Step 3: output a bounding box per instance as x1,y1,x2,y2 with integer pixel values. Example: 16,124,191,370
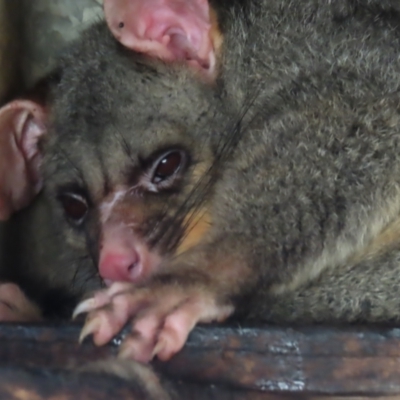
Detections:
99,223,162,285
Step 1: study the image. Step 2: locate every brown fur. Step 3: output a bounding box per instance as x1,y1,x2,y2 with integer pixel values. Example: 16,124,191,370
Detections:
6,0,400,338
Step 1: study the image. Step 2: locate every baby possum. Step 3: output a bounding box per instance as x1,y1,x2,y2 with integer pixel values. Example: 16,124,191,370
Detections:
0,77,102,320
2,0,400,365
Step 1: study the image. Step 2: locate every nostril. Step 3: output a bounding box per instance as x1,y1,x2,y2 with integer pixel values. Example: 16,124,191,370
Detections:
99,251,140,283
128,260,143,282
128,261,139,272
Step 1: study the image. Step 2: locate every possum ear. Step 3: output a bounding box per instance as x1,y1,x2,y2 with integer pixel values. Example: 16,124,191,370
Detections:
0,100,47,220
104,0,218,75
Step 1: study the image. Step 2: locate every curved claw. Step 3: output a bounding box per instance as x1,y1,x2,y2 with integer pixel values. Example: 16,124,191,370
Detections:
79,317,102,344
73,298,97,319
119,343,137,361
151,340,166,360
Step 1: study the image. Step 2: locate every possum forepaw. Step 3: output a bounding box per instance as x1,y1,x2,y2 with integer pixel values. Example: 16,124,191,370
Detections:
0,283,42,322
74,282,233,362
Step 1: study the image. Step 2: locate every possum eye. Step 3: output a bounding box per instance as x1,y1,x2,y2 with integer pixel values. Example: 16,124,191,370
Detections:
151,150,184,185
58,193,88,224
140,149,188,192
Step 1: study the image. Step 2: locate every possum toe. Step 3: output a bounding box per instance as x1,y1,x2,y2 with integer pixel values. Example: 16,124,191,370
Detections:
154,297,233,361
80,293,135,346
78,282,234,362
73,282,132,319
116,288,234,362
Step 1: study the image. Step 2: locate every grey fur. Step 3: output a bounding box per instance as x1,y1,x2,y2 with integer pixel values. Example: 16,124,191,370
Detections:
7,0,400,323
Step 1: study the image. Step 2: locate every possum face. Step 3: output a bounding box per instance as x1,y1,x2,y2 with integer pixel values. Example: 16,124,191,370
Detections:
40,26,230,286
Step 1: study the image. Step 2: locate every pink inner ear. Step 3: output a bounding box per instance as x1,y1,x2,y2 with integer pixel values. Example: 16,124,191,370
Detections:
0,101,47,220
104,0,215,73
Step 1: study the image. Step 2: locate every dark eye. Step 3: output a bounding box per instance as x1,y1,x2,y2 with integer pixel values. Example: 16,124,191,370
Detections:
152,151,183,184
58,193,88,224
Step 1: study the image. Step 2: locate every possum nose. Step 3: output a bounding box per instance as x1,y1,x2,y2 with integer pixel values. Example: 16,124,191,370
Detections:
99,250,142,283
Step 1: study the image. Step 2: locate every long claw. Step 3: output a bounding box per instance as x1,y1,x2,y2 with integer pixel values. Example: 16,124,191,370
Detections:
151,340,165,360
118,344,136,360
73,298,97,319
79,317,101,344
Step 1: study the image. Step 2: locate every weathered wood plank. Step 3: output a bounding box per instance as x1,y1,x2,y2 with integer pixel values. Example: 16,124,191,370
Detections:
1,323,400,396
159,326,400,395
0,366,149,400
0,366,307,400
0,322,115,369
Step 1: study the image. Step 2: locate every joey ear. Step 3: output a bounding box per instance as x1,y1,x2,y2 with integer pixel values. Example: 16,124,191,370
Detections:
103,0,220,76
0,100,47,221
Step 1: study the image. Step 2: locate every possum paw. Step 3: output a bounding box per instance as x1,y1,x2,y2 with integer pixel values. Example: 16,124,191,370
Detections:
0,283,42,322
74,281,233,362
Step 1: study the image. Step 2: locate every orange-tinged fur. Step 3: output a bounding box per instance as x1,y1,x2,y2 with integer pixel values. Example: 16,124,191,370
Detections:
209,7,224,58
176,208,212,255
351,215,400,265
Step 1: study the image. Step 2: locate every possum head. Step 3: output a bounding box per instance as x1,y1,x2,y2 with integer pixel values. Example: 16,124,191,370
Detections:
0,0,230,297
40,23,231,287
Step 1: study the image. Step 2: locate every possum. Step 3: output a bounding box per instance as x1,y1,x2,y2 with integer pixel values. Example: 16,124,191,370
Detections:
1,0,400,366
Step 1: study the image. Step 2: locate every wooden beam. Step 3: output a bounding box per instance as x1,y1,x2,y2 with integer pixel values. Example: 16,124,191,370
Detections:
160,325,400,395
1,323,400,397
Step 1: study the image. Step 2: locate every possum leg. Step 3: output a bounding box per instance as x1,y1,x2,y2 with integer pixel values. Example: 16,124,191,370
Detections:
0,283,42,321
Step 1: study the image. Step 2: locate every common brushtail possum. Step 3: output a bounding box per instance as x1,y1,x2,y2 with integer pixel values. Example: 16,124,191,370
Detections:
1,0,400,368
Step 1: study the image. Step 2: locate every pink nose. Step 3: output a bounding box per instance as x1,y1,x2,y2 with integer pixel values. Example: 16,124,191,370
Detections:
99,249,141,283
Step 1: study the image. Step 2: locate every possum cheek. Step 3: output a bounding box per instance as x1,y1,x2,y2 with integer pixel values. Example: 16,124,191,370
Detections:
99,223,162,286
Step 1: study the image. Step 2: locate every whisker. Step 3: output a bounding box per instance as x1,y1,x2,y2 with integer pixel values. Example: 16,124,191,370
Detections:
149,87,262,252
111,121,136,164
